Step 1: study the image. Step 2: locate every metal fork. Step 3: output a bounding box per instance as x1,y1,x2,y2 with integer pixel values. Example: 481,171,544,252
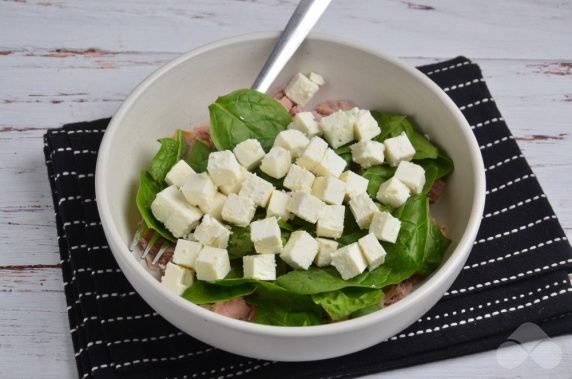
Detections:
129,0,331,267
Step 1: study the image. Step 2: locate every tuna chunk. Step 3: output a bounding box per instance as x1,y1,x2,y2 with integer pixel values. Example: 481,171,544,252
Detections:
210,297,255,321
314,100,354,116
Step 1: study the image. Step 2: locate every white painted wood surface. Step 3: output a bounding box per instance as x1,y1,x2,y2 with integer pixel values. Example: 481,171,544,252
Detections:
0,0,570,378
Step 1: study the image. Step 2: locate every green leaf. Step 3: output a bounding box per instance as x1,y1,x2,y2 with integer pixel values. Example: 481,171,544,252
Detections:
181,281,255,304
208,89,292,151
350,304,381,319
417,153,454,193
135,171,175,242
148,131,187,183
361,165,396,197
246,282,322,326
334,144,353,166
186,139,211,173
227,225,255,259
312,287,383,320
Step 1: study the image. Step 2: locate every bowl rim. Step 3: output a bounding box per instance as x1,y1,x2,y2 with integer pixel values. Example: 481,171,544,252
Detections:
95,31,486,338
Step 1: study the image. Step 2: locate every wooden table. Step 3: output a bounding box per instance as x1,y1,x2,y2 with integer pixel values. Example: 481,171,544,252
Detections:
1,1,570,377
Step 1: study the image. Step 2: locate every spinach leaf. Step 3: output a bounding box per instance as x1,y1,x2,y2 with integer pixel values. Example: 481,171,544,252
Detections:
227,225,255,259
371,111,438,160
186,139,211,173
350,304,381,319
312,287,383,321
181,281,255,304
246,282,322,326
361,165,396,197
135,171,175,242
148,130,187,183
276,266,374,295
417,153,454,193
208,89,292,151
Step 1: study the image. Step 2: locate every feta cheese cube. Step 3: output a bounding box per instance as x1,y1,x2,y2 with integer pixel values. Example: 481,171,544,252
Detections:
193,214,231,249
283,164,315,193
280,231,319,270
340,171,369,200
316,204,345,239
198,191,227,221
181,172,217,209
290,112,321,137
314,238,338,267
394,161,426,194
308,71,325,86
165,160,195,188
312,176,346,205
243,254,276,280
354,109,381,141
313,148,347,178
219,166,247,195
233,139,265,170
320,110,355,149
384,132,416,166
348,192,379,229
350,140,385,168
287,191,325,224
284,73,320,107
331,243,367,280
358,233,387,271
250,217,283,254
259,146,292,179
266,190,291,220
207,150,242,187
172,239,203,269
370,211,401,243
151,186,203,238
376,177,411,208
195,246,231,282
238,173,274,207
161,262,194,295
221,193,256,227
297,136,328,171
273,129,310,158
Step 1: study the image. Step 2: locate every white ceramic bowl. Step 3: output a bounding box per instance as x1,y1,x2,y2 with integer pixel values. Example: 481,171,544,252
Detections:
95,32,485,361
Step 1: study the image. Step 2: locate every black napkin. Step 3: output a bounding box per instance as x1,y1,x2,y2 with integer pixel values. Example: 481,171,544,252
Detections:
44,57,572,379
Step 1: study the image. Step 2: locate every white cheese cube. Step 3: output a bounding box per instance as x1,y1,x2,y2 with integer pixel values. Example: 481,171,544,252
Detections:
296,136,328,171
185,232,198,241
354,109,381,141
384,132,416,166
250,216,283,254
219,166,247,195
221,193,256,227
340,171,369,200
283,164,315,193
233,139,265,170
195,246,231,282
316,204,345,239
308,71,325,86
370,211,401,243
314,238,338,267
358,233,387,271
348,192,379,229
313,148,347,178
207,150,242,187
198,191,227,221
193,214,231,249
312,176,346,205
161,262,194,295
273,129,310,158
290,112,321,137
376,177,411,208
172,239,203,269
266,190,291,220
259,146,292,179
243,254,276,280
320,110,355,149
287,191,325,224
280,231,319,270
165,160,195,188
284,73,320,107
151,186,203,238
350,140,385,168
331,243,367,280
181,172,217,209
394,161,426,194
238,173,274,207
